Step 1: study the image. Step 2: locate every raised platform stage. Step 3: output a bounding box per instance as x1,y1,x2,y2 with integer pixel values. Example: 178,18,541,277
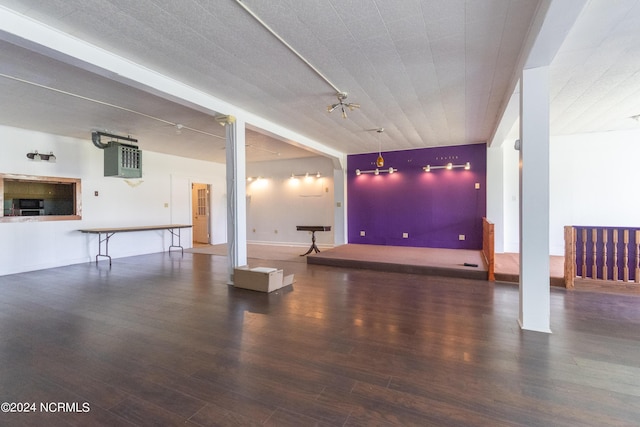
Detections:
188,243,566,285
306,244,488,280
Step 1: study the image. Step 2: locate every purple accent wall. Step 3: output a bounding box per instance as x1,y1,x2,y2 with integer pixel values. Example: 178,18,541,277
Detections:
347,143,486,249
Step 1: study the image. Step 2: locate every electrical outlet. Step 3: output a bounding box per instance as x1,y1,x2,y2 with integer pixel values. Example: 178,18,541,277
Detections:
475,183,480,189
360,231,366,237
94,191,99,197
402,232,409,238
164,203,169,208
459,234,465,241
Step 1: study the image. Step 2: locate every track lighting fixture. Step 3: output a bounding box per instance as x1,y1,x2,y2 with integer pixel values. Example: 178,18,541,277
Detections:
423,162,470,172
289,172,322,180
327,92,360,119
355,167,396,176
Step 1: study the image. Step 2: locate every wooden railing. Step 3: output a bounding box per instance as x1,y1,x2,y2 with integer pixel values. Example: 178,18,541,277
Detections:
564,226,640,288
482,217,495,281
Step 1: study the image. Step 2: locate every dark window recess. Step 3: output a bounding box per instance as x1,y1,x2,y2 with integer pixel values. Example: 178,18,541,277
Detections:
2,176,80,220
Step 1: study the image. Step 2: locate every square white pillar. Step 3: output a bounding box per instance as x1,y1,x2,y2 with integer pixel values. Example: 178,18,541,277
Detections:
519,67,551,333
224,117,247,283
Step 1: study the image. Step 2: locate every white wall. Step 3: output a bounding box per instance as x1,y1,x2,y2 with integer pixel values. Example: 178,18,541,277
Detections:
246,157,335,246
503,140,520,253
486,145,505,252
549,129,640,254
0,125,226,275
496,128,640,255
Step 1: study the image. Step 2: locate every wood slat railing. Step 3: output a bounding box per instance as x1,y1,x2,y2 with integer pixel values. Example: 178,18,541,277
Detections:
564,225,640,288
482,217,495,281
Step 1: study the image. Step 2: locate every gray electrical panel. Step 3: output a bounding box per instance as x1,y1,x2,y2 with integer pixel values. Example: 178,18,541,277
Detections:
104,142,142,178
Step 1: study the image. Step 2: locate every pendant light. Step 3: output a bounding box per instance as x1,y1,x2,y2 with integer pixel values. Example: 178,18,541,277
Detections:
376,128,384,167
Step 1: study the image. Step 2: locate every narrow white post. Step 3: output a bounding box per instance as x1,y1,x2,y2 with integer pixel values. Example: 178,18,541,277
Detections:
518,66,551,333
333,167,347,246
224,116,247,283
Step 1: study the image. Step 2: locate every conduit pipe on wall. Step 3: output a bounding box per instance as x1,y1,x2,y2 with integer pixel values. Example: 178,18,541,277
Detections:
91,131,138,149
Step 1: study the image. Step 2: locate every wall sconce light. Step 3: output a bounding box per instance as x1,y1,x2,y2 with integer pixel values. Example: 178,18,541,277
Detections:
26,151,56,162
355,167,396,176
423,162,469,172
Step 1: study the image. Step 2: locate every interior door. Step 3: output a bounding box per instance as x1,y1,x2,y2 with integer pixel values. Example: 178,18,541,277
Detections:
192,183,210,244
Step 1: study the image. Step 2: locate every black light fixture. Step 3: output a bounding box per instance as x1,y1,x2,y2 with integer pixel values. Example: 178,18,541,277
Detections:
26,150,56,162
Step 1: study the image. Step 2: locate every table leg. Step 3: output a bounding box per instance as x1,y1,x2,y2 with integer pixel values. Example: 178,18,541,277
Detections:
168,228,184,255
95,232,114,266
300,231,321,256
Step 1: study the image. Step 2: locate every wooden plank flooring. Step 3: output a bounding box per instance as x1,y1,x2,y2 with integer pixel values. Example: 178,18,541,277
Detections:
1,252,640,426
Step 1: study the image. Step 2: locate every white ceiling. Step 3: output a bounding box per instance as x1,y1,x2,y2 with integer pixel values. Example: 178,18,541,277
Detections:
0,0,639,164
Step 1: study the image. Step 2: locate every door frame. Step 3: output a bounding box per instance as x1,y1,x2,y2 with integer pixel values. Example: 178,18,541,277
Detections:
191,182,212,244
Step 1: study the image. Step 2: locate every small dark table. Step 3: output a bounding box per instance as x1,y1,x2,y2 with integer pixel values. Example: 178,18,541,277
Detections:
296,225,331,256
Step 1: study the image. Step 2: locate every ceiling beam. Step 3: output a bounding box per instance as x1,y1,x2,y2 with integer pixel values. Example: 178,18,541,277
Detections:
0,5,345,167
488,0,588,147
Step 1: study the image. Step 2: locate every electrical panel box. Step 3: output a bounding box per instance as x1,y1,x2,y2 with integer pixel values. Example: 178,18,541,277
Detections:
104,142,142,178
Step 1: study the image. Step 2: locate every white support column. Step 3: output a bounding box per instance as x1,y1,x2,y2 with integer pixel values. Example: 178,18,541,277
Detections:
518,66,551,333
223,116,247,284
332,168,347,246
486,144,505,253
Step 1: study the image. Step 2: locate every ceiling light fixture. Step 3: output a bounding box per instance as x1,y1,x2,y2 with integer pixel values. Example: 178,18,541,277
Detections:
215,115,236,126
232,1,360,118
375,128,384,167
327,92,360,119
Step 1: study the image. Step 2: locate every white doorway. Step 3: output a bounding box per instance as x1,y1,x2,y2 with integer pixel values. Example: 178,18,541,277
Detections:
192,183,211,244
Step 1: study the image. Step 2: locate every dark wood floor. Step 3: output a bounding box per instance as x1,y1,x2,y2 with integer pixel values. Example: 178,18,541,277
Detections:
1,253,640,426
